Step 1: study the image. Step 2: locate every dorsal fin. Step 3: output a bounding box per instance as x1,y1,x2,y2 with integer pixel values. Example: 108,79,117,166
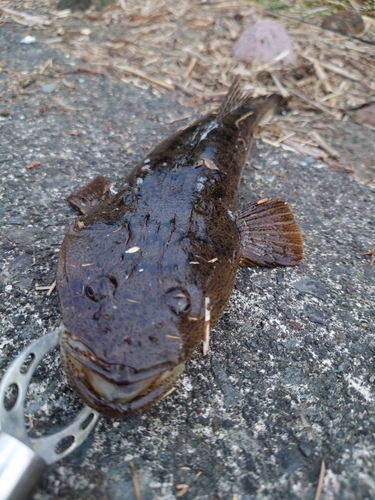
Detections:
216,75,247,123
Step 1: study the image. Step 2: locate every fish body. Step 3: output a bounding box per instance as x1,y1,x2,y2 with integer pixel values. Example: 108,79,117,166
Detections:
57,78,303,417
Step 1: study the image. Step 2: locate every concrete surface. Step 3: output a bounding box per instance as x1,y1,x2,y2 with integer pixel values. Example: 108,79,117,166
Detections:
1,22,375,500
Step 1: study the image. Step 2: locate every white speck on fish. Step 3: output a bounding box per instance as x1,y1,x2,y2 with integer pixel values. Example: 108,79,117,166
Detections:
125,246,140,254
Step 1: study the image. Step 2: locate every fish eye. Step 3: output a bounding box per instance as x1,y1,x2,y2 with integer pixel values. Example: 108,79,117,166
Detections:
165,288,191,315
86,285,97,301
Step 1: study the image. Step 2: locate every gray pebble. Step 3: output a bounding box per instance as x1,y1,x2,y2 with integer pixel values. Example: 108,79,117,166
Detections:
304,156,317,164
336,359,351,373
277,444,302,473
7,227,44,245
304,303,325,324
292,278,327,301
211,355,241,407
299,443,312,457
41,83,56,94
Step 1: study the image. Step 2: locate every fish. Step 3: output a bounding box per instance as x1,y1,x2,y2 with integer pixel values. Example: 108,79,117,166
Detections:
56,77,303,418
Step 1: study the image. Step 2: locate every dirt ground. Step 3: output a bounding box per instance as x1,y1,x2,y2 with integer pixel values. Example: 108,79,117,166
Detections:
1,0,375,186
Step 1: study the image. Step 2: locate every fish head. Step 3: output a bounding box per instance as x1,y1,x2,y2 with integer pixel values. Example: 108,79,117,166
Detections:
56,227,207,417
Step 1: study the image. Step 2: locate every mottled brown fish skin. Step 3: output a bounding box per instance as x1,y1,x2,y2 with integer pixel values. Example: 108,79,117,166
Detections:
57,88,290,417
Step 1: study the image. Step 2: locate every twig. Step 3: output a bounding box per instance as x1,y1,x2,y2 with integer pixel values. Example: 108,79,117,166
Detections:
324,159,354,174
129,462,142,500
39,59,53,75
172,80,197,97
117,65,174,91
312,60,333,94
203,297,211,356
283,139,328,159
266,9,375,47
0,7,51,26
318,61,362,83
363,248,375,266
184,57,198,79
275,131,296,145
310,131,339,159
314,460,326,500
176,484,189,498
77,66,105,76
35,281,56,296
286,88,342,119
167,114,192,124
47,281,56,296
271,73,289,98
118,0,126,11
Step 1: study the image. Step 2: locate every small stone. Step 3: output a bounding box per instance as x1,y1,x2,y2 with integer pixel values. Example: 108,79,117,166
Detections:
291,409,300,419
20,36,36,44
321,10,364,35
7,228,45,245
241,475,258,494
231,20,294,66
157,451,172,466
211,416,223,432
211,355,241,407
352,103,375,128
304,156,316,164
292,278,327,301
41,83,56,94
245,457,256,472
299,443,312,458
277,445,302,473
336,359,350,373
304,303,325,324
222,419,235,429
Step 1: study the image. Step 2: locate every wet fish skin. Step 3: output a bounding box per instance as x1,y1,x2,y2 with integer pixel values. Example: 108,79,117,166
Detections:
57,78,303,417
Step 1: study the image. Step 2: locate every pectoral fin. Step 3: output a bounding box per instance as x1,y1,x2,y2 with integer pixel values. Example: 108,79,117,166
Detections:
67,175,111,214
235,197,303,267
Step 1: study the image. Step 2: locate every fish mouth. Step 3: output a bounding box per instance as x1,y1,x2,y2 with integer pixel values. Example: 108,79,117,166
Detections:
60,332,185,417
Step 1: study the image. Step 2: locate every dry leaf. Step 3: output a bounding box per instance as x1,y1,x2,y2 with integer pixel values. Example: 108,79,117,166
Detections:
202,158,220,170
26,161,40,169
283,140,328,160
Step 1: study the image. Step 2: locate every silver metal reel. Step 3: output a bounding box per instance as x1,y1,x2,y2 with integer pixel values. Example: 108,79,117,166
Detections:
0,324,100,500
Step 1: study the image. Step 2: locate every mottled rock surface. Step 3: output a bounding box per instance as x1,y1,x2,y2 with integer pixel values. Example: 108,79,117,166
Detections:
1,22,375,500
